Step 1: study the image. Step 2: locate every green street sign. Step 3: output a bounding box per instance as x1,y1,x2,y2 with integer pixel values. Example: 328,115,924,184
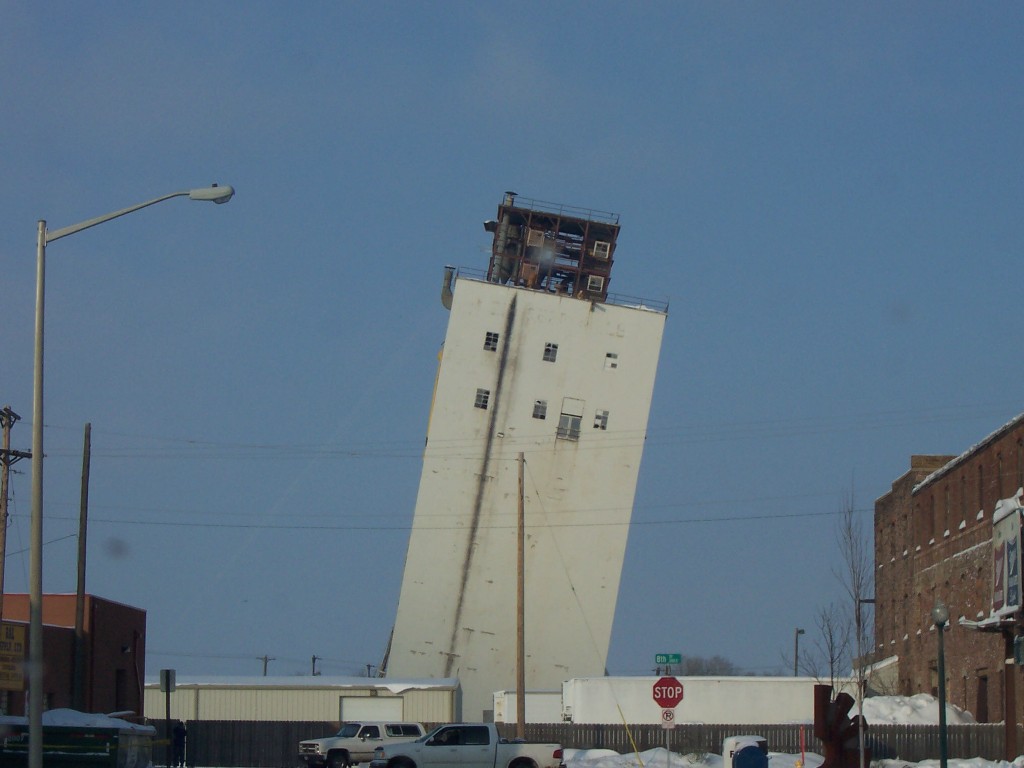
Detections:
655,653,681,665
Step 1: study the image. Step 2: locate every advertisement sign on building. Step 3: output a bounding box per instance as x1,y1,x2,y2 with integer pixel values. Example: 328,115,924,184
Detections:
0,623,25,691
992,497,1024,617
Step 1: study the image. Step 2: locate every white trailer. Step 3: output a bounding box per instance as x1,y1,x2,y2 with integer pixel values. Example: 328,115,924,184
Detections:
561,676,856,725
492,691,563,724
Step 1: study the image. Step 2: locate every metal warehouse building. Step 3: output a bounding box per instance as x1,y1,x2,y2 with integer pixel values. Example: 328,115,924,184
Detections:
143,676,459,723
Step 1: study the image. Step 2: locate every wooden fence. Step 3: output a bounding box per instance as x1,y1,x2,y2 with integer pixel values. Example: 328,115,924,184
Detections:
176,720,1024,768
509,722,1024,762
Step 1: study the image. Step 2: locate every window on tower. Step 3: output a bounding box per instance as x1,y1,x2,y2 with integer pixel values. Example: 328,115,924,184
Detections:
594,410,609,430
474,388,490,409
557,413,581,440
533,400,547,420
605,353,619,370
556,397,585,441
484,332,499,351
543,343,558,362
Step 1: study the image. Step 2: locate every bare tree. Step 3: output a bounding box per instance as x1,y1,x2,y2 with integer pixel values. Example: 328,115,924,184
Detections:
802,602,852,689
834,486,874,768
835,487,874,681
672,655,740,676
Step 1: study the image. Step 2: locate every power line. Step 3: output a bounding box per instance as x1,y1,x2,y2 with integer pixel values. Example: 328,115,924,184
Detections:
15,506,866,533
33,401,1018,461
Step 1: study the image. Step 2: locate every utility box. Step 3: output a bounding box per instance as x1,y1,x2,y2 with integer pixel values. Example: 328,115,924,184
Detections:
722,735,768,768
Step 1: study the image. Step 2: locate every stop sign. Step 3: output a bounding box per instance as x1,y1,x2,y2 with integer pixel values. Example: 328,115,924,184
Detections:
652,676,684,708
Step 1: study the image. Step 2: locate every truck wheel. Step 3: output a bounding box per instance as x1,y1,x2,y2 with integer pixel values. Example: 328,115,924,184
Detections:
328,754,350,768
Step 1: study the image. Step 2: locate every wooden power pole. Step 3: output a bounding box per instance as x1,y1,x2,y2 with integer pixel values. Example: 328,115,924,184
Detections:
516,452,525,737
73,423,91,710
0,406,31,622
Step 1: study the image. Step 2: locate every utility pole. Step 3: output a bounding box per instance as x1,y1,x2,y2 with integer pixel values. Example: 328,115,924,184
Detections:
312,655,321,676
0,406,31,622
516,452,525,738
258,655,275,676
73,423,91,710
793,627,805,676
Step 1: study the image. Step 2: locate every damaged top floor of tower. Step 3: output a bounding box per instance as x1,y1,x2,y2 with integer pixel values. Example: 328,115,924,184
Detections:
484,191,623,303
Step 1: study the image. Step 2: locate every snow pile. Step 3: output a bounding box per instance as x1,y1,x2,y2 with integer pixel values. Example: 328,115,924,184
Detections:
564,696,988,768
0,708,155,733
861,694,976,725
566,748,724,768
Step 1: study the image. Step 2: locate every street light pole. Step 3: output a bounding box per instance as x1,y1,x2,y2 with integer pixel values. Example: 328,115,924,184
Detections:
932,600,949,768
855,597,875,768
793,628,805,676
29,185,233,768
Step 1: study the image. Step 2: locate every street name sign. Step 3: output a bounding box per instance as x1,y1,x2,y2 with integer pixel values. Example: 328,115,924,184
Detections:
655,653,682,665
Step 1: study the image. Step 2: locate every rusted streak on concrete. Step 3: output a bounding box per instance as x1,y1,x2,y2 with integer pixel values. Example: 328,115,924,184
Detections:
444,295,517,676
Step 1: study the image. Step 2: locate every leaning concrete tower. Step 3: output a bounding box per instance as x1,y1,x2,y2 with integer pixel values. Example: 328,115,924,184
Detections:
386,193,667,719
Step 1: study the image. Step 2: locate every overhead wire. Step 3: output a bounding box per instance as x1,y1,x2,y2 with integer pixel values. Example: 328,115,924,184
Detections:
12,401,1008,541
34,401,1016,461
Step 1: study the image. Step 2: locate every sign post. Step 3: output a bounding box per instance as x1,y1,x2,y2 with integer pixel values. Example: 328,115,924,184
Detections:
160,669,176,768
653,676,684,766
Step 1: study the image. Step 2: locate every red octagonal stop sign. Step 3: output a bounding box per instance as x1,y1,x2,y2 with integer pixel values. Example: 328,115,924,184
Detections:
652,676,684,708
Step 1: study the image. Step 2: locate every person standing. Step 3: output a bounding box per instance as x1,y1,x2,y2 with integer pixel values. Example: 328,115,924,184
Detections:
172,720,187,767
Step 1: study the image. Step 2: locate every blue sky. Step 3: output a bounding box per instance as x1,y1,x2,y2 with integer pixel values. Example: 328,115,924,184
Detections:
1,3,1021,680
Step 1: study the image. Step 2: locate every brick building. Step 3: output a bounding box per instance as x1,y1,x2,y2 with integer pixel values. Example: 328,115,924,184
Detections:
1,594,146,717
874,413,1024,727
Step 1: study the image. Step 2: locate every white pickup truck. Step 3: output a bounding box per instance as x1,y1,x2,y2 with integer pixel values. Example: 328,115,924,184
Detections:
369,723,564,768
300,722,427,768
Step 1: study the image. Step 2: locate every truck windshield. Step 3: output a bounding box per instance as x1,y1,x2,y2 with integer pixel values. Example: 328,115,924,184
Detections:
417,726,442,743
336,724,361,738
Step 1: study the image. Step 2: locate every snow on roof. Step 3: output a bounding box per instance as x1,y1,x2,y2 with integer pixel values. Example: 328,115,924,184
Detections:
864,653,898,673
960,612,1016,632
142,675,459,693
0,709,155,733
914,412,1024,492
992,490,1024,525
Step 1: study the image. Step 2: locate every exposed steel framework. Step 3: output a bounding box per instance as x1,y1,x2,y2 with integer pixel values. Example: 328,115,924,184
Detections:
485,192,620,302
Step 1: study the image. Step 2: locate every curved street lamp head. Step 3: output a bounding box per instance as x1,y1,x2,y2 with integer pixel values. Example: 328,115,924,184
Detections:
188,184,234,204
932,600,949,627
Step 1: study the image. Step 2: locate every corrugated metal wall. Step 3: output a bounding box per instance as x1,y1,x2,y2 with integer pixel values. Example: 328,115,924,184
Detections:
143,684,456,723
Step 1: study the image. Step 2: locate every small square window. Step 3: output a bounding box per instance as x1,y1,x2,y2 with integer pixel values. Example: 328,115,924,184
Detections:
605,353,618,370
594,410,609,430
533,400,547,420
484,332,499,351
474,388,490,409
543,343,558,362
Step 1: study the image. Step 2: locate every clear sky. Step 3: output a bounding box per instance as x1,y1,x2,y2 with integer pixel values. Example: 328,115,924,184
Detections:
1,3,1021,680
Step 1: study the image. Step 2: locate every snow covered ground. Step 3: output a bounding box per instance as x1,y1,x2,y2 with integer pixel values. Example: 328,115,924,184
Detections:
564,749,1024,768
565,695,1005,768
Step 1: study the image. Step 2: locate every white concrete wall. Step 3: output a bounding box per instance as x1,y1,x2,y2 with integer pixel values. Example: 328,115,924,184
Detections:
388,278,666,719
561,676,859,725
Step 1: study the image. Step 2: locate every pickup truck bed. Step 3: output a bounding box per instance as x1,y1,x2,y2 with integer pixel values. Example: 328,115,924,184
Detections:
370,723,564,768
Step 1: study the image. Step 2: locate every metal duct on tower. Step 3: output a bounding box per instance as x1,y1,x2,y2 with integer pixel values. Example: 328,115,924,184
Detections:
441,265,456,310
